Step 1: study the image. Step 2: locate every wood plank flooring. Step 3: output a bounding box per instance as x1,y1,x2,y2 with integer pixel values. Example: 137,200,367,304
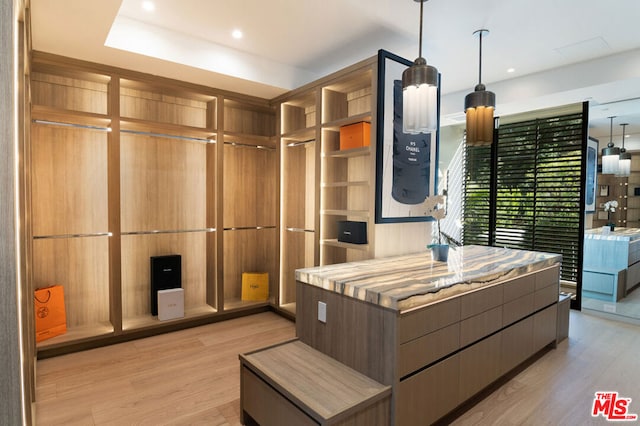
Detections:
36,310,640,425
35,312,295,425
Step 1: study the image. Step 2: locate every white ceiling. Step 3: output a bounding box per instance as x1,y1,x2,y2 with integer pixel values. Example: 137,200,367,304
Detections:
30,0,640,148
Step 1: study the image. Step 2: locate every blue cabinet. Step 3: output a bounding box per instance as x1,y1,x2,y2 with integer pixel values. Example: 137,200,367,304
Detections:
582,269,625,302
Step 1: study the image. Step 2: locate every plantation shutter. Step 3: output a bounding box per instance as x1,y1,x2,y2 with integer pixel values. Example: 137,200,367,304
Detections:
462,145,492,246
463,110,585,282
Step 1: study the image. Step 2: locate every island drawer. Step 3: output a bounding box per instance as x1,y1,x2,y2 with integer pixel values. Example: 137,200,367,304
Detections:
399,297,460,344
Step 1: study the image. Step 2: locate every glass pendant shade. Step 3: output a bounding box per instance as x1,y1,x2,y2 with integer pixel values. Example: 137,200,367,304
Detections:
601,116,619,175
465,85,495,145
402,0,438,135
616,123,631,177
602,145,620,174
402,58,438,134
464,29,496,146
617,151,631,177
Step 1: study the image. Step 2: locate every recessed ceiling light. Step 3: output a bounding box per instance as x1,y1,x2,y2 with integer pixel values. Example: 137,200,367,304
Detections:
232,29,243,39
507,68,515,73
142,1,155,12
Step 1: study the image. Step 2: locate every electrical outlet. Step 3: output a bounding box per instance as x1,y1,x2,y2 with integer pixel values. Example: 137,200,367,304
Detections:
318,301,327,323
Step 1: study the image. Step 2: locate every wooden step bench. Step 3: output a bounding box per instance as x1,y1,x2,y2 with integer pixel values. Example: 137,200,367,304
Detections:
240,339,391,426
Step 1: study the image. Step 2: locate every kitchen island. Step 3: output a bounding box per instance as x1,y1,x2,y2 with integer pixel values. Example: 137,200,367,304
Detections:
241,245,562,425
583,227,640,301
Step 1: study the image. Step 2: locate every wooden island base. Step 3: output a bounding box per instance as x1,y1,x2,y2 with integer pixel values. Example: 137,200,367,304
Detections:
240,246,564,425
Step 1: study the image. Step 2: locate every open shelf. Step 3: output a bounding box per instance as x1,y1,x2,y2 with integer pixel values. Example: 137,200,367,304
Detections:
224,131,276,148
322,113,372,131
31,105,111,128
282,127,316,143
322,181,368,188
36,322,114,349
321,239,369,251
321,209,369,218
120,117,216,141
224,298,270,311
324,146,371,158
122,305,217,331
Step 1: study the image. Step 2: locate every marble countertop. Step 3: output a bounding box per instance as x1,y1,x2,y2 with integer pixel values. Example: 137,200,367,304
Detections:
585,228,640,241
296,245,561,312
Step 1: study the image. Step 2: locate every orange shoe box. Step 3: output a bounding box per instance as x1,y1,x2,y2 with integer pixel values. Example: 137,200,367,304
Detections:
339,122,371,150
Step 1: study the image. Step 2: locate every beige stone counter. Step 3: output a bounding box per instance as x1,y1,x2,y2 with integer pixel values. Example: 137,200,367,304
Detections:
296,245,562,312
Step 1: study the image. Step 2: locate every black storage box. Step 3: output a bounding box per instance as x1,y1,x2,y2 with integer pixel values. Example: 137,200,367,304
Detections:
337,221,367,244
150,254,182,316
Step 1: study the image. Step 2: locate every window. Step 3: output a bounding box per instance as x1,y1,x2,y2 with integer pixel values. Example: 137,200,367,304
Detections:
463,108,586,283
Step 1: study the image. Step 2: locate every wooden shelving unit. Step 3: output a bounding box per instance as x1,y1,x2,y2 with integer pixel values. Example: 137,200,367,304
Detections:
221,97,277,311
320,67,374,267
274,59,377,314
278,89,320,310
31,67,113,346
29,53,276,354
29,51,432,352
625,156,640,227
594,173,628,228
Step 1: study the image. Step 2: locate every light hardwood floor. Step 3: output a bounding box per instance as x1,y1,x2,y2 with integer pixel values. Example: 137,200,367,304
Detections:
36,310,640,425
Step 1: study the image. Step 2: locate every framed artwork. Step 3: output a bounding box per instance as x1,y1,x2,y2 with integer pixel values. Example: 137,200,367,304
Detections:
585,136,598,212
599,185,609,197
374,49,440,224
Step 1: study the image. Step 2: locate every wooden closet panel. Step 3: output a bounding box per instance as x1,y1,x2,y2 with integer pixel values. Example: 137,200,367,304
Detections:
283,142,316,230
120,133,207,232
32,236,110,328
281,231,315,305
31,71,108,114
222,145,276,228
281,104,305,134
322,72,372,123
281,102,316,133
119,86,208,128
120,232,208,319
346,86,372,118
31,124,108,236
224,102,274,136
223,228,277,304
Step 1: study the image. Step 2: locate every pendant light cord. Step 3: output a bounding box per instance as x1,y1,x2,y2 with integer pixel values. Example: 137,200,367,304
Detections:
418,0,424,58
478,31,483,85
622,123,627,149
609,116,614,146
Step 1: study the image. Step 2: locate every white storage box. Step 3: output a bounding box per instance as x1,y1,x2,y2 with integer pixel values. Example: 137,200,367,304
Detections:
157,288,184,321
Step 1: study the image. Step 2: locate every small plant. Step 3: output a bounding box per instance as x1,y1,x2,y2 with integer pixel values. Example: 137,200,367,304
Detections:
604,200,618,227
604,200,618,213
429,218,462,248
424,192,462,248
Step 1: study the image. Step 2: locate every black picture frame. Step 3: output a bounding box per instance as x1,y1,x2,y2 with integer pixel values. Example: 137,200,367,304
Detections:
585,136,598,212
375,49,441,224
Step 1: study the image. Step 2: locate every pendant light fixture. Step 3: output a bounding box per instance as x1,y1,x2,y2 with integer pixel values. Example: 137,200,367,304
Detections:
617,123,631,177
402,0,438,135
601,116,620,175
464,29,496,146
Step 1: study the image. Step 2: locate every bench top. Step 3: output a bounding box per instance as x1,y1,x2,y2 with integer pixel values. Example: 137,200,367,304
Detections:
240,339,391,423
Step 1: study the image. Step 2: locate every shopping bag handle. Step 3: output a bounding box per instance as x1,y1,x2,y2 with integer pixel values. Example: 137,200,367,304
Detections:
34,290,51,304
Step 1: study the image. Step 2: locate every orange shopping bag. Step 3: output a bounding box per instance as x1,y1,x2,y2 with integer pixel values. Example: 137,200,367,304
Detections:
34,285,67,342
